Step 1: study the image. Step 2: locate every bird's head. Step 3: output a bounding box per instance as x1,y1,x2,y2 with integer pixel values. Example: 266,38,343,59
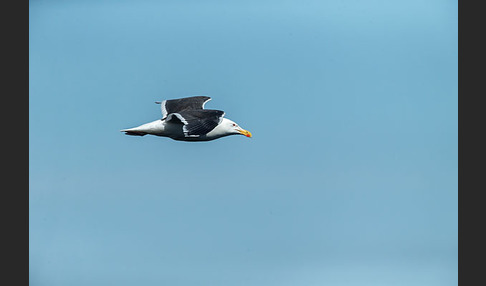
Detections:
223,119,252,138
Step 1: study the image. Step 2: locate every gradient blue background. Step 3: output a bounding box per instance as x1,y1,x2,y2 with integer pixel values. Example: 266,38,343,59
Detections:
29,0,458,285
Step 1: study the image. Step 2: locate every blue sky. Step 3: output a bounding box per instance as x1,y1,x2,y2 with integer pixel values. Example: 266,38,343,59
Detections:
29,0,457,285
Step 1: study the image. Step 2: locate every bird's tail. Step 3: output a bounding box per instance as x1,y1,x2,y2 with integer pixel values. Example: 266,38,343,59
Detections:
120,128,146,136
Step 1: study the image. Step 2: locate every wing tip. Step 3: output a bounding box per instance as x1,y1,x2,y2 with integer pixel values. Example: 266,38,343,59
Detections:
202,97,212,109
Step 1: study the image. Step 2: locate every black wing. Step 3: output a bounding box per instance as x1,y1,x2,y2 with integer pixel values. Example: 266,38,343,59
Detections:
157,96,211,118
165,109,225,137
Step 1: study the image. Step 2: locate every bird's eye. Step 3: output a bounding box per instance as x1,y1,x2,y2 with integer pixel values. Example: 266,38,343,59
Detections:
232,123,236,126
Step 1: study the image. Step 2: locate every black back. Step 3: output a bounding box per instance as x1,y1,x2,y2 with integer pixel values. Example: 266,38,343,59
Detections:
166,109,225,137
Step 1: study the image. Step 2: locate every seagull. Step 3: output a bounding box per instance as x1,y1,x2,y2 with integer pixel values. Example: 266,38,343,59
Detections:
120,96,252,141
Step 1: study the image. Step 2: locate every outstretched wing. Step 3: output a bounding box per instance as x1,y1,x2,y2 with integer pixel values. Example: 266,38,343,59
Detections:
156,96,211,119
165,109,225,137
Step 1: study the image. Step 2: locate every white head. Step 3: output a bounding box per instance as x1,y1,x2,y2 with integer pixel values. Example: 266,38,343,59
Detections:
209,118,252,139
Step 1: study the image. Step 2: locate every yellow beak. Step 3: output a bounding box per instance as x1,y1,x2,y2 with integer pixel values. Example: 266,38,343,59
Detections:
238,129,252,138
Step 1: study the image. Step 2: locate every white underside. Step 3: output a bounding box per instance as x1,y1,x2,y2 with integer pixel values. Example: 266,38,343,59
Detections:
120,118,233,141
